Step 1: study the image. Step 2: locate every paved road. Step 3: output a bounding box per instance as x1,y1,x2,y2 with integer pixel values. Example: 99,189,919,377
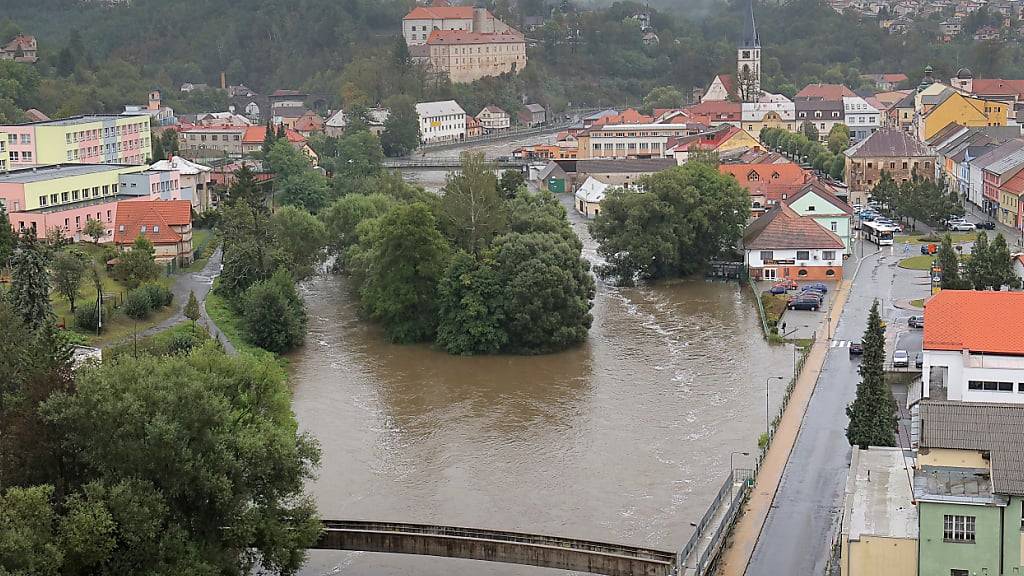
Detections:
744,243,923,575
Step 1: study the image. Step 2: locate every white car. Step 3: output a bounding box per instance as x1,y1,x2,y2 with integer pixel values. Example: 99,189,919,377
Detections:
893,349,909,368
948,221,976,232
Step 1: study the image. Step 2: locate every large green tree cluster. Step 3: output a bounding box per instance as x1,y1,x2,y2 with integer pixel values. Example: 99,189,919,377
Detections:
588,162,750,285
966,231,1020,290
325,153,594,354
0,293,321,575
846,299,897,448
760,127,845,180
868,171,962,227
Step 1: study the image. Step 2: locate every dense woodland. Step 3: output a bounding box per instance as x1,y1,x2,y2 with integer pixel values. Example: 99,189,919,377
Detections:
3,0,1024,123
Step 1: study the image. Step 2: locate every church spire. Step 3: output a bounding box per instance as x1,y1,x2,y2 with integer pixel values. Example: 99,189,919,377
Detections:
741,0,759,49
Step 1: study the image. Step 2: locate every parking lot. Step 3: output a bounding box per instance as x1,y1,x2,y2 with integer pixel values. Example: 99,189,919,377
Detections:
773,282,839,341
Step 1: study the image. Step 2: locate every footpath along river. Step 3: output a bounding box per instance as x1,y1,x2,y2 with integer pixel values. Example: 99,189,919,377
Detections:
291,179,792,576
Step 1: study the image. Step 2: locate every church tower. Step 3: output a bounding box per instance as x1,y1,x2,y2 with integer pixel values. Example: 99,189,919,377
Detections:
737,0,761,102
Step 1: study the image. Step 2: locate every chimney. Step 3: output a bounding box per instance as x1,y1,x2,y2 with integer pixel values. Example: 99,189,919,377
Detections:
221,72,226,90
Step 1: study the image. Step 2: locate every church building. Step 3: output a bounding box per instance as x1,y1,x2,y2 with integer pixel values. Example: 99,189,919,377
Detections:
703,0,762,103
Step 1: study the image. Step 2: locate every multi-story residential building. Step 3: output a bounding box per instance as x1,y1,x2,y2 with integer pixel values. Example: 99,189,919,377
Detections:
967,139,1024,210
424,30,526,83
0,163,178,241
785,180,854,254
518,103,546,127
886,92,916,132
982,148,1024,221
742,203,846,281
844,128,933,205
741,93,796,134
114,199,193,265
664,125,760,164
0,115,152,167
914,401,1024,576
684,100,743,127
402,5,510,45
915,86,1009,141
240,125,311,160
0,34,38,63
795,99,845,142
951,74,1024,124
919,290,1024,403
860,73,909,91
795,83,855,101
416,100,466,144
842,96,882,141
148,155,214,212
721,161,810,215
577,123,704,159
177,125,246,157
122,90,176,127
323,107,389,137
931,127,1019,205
0,131,8,172
269,89,308,110
476,106,510,131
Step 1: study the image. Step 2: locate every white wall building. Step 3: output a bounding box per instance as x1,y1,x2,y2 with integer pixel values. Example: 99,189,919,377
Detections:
842,96,881,142
402,6,509,45
416,100,466,144
920,291,1024,404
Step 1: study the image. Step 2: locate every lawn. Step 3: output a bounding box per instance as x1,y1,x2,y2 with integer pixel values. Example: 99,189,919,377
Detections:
909,298,927,308
897,232,978,245
52,242,176,347
761,292,789,327
897,255,935,270
182,228,216,273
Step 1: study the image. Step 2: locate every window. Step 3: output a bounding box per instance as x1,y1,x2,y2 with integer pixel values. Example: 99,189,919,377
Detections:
823,251,836,260
153,225,160,233
118,224,125,232
951,570,969,576
760,251,773,262
968,380,1014,392
9,151,18,161
798,269,808,276
807,205,816,212
140,225,147,233
20,134,30,144
23,151,31,161
943,515,976,542
796,251,810,260
830,221,838,232
825,268,835,276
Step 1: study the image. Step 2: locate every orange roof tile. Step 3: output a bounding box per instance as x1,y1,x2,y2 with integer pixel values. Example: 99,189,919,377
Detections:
971,79,1024,98
720,162,809,204
743,203,845,250
425,29,523,45
242,125,306,144
404,5,476,19
113,200,191,246
924,290,1024,355
684,100,742,123
795,83,855,101
590,108,654,126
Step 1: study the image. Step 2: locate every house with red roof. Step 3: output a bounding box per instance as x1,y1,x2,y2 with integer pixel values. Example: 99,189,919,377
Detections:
590,108,654,126
795,83,856,101
241,125,307,154
920,290,1024,405
742,203,845,281
683,100,742,127
702,74,735,103
0,34,38,63
720,161,811,215
292,110,324,137
664,125,761,164
113,199,194,265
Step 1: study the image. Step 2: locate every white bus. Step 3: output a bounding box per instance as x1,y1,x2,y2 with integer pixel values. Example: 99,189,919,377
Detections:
862,220,895,246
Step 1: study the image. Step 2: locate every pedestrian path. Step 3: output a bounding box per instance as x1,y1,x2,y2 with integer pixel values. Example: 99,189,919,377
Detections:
829,339,854,348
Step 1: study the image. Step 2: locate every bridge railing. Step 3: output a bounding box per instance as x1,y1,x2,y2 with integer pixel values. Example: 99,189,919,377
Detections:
693,475,749,575
677,470,736,570
320,520,676,562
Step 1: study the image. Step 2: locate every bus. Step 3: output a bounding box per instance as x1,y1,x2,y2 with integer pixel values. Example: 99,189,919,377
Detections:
861,220,895,246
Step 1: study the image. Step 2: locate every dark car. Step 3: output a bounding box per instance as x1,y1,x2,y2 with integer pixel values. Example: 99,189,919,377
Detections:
908,315,924,328
788,297,820,311
915,354,923,368
920,244,930,255
804,282,829,293
976,221,997,230
849,341,863,355
789,291,823,304
769,284,788,295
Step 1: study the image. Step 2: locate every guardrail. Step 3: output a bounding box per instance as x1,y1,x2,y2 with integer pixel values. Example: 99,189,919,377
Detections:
748,277,771,339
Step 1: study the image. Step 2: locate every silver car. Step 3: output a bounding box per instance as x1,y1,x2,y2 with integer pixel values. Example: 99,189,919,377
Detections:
893,349,909,367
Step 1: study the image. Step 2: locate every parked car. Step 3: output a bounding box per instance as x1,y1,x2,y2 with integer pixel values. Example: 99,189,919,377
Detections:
769,284,788,295
948,220,976,231
920,244,930,255
908,315,924,328
804,282,829,293
976,221,996,230
893,349,909,367
915,354,923,369
788,297,820,311
852,204,863,213
849,341,863,355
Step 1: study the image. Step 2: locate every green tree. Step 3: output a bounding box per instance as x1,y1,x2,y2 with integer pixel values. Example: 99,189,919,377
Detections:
498,169,527,199
641,85,683,113
971,232,1019,290
241,269,307,353
83,218,105,244
381,96,420,157
262,120,277,159
336,130,384,179
966,231,990,289
320,193,396,256
278,172,330,214
869,171,898,209
937,234,969,289
226,165,263,206
184,289,200,334
589,163,749,285
827,123,850,155
688,147,721,167
359,203,451,343
52,248,89,312
440,153,508,254
271,205,327,278
267,139,312,179
0,485,65,575
113,235,160,289
0,207,17,267
435,250,509,355
38,347,322,575
800,121,820,142
829,154,846,181
10,232,53,329
846,300,896,448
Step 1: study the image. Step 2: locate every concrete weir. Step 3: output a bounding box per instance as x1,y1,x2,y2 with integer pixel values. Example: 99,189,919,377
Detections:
315,520,677,576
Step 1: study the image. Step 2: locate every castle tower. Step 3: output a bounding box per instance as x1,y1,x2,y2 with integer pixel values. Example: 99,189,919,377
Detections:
148,89,161,111
737,0,761,102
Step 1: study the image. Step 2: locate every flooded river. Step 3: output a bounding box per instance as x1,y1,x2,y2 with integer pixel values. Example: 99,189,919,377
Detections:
292,168,792,576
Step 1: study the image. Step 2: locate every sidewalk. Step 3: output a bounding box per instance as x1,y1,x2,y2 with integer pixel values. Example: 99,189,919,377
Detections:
716,277,854,576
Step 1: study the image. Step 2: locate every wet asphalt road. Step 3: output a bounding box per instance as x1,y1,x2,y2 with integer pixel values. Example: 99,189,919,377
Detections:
744,243,923,575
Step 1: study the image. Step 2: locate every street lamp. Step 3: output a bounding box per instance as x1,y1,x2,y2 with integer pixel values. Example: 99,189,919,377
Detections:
730,451,751,496
765,376,785,439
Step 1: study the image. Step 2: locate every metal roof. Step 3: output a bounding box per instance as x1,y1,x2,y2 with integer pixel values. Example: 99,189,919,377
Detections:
0,163,140,184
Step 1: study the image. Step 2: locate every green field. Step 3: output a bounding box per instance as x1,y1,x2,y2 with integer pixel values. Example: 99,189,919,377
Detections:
910,298,927,308
897,255,935,270
897,232,978,245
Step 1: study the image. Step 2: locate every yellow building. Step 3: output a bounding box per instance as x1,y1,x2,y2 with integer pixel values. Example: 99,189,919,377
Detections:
665,125,761,164
0,131,8,171
0,114,153,167
840,447,918,576
917,88,1008,141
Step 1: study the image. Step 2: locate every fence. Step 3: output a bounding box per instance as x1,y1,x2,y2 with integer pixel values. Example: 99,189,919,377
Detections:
677,468,756,576
748,277,771,339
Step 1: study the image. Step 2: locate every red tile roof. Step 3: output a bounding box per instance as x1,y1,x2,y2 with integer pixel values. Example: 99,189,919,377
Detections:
404,5,476,19
242,125,306,144
713,74,735,96
684,100,742,123
1000,170,1024,196
590,108,654,126
795,83,856,101
743,203,845,250
971,79,1024,99
293,113,324,132
425,29,524,44
924,290,1024,355
113,200,191,246
668,126,743,152
720,162,809,204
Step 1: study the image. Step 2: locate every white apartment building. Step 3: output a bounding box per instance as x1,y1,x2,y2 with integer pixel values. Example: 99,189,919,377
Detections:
920,291,1024,404
416,100,467,144
476,106,510,131
842,96,881,142
579,123,704,159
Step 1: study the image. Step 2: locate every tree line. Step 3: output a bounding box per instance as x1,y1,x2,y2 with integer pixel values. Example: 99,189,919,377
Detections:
937,232,1021,290
868,171,963,228
758,126,847,181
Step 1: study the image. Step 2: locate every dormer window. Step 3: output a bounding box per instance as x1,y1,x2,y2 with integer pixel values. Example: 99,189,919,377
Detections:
771,172,780,179
747,170,760,181
118,224,125,232
807,205,816,211
153,225,160,233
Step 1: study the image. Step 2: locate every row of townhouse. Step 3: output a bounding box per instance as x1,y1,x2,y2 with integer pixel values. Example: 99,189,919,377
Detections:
931,125,1024,231
842,291,1024,576
415,100,545,144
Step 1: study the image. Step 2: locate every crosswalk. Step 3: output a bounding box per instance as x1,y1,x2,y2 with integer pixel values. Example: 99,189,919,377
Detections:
830,340,853,348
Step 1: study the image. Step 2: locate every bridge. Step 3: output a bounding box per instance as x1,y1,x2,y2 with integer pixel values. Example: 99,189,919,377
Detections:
382,158,529,170
314,520,677,576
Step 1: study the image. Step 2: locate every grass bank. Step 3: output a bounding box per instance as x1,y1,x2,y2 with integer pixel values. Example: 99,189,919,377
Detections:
204,280,288,367
898,255,934,270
